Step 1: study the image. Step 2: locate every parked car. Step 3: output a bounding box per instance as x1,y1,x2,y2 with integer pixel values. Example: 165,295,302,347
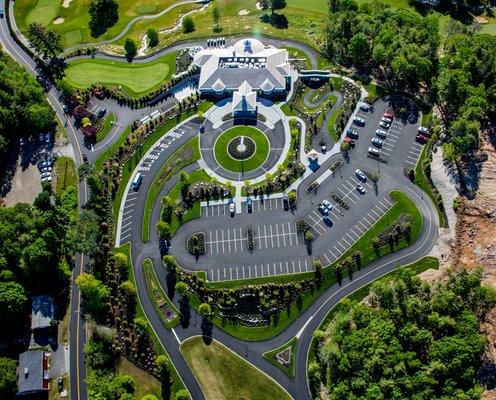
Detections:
322,199,333,211
40,172,51,179
381,116,393,123
282,196,289,211
97,108,107,118
418,126,431,136
41,176,52,182
82,153,88,163
379,121,390,129
323,216,333,226
246,198,253,213
384,111,394,119
353,116,365,126
356,184,366,194
346,128,359,139
318,204,329,216
359,102,371,112
343,137,356,147
44,133,52,144
229,203,235,215
355,169,367,182
40,166,52,173
416,133,428,143
371,137,383,148
368,147,380,157
321,145,326,154
62,104,69,114
375,129,387,139
0,10,4,19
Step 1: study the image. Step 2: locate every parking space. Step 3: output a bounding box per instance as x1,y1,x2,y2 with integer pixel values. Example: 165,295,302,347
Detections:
247,196,287,213
202,203,229,218
404,140,424,167
319,195,394,264
208,257,313,282
120,191,139,242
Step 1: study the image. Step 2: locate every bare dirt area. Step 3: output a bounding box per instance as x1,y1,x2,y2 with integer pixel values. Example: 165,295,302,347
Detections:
2,156,41,206
449,135,496,398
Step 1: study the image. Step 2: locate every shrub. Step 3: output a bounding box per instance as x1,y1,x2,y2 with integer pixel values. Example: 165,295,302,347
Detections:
182,16,195,33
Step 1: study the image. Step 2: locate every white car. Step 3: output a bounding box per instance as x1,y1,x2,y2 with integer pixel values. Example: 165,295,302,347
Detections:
356,184,366,194
322,199,333,211
353,116,365,126
355,169,367,182
381,116,392,123
368,147,380,157
41,176,52,182
229,203,235,214
375,129,387,139
359,102,371,112
418,126,431,136
41,172,51,179
379,121,390,129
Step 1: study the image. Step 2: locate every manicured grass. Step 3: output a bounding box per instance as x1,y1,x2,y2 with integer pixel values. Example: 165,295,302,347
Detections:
283,46,312,69
142,137,200,242
327,104,343,142
262,337,297,378
214,126,270,173
143,259,180,329
415,144,446,228
195,191,422,341
96,112,116,143
53,156,77,194
287,0,327,13
64,52,176,97
180,337,292,400
25,0,59,26
116,357,162,399
115,243,186,397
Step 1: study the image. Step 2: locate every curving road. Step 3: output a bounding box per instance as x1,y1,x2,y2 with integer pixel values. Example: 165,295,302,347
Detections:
1,6,440,399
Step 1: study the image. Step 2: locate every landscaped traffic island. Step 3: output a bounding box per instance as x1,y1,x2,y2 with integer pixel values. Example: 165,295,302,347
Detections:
180,337,291,400
213,126,270,173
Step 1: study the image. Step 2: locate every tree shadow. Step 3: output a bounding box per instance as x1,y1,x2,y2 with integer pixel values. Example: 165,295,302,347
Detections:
179,296,191,328
260,13,289,29
201,318,213,344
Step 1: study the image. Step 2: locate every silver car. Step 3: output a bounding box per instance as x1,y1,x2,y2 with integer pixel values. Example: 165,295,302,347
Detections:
368,147,380,157
371,138,383,148
375,129,387,139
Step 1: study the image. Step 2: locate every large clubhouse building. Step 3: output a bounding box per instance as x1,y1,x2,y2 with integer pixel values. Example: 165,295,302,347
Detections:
193,38,292,115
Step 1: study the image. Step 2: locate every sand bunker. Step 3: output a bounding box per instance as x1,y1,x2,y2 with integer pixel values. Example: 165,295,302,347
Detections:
256,2,262,10
62,0,73,7
239,9,249,15
53,17,65,24
475,16,489,24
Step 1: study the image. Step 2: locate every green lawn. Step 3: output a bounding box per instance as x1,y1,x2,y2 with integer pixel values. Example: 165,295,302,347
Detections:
143,259,180,329
53,156,77,194
327,104,343,142
25,0,59,26
142,137,200,242
180,337,292,400
262,337,297,378
283,46,312,69
116,357,162,399
64,52,176,97
191,190,422,341
214,126,270,173
96,112,115,143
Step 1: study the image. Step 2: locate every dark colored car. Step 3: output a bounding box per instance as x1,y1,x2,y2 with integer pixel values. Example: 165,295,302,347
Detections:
323,216,333,226
346,128,359,139
283,196,289,211
246,198,253,213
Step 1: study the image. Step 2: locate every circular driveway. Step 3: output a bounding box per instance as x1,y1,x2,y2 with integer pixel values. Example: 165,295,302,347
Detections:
200,118,287,181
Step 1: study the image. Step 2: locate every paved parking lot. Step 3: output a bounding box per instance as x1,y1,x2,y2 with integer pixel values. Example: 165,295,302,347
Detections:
205,221,299,255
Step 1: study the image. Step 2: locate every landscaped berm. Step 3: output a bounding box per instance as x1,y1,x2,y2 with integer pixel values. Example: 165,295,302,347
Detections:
214,126,269,173
180,337,291,400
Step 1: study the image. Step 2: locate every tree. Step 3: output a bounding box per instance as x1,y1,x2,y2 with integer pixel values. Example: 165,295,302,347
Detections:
0,282,27,330
67,209,100,255
88,0,119,37
142,395,159,400
348,33,370,66
124,38,137,60
0,357,17,399
353,250,362,269
76,273,109,314
26,103,55,131
198,302,212,317
179,171,191,198
212,6,221,32
175,281,189,297
155,355,169,381
175,389,191,400
147,28,159,48
269,0,286,16
156,221,170,241
27,23,63,57
182,16,195,34
161,196,174,223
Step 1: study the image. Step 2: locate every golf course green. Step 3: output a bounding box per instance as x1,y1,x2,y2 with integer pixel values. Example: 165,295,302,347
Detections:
214,126,270,173
64,52,176,97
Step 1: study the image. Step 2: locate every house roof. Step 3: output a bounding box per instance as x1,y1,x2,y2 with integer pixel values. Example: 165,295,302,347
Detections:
212,78,226,92
232,89,257,113
31,295,54,330
260,78,275,92
18,349,47,395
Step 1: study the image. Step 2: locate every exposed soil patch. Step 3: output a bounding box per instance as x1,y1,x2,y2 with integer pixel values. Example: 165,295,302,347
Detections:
475,16,489,24
2,156,41,206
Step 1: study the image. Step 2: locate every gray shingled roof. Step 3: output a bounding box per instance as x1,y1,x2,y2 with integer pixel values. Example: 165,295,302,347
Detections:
200,67,284,91
18,349,45,395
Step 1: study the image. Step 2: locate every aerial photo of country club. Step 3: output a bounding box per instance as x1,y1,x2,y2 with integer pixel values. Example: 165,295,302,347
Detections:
1,0,496,398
